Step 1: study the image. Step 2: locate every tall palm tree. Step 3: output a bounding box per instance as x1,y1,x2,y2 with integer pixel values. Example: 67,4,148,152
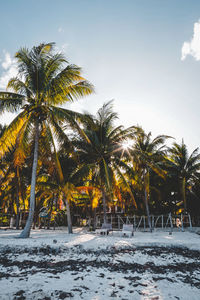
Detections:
0,42,94,237
130,127,169,231
72,101,137,223
167,140,200,213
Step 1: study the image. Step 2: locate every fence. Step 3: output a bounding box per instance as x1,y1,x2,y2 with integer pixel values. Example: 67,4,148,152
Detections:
94,213,193,231
0,211,195,231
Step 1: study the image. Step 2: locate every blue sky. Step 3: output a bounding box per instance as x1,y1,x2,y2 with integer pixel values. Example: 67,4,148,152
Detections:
0,0,200,151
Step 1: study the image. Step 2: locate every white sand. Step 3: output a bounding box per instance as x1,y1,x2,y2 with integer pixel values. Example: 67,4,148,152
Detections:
0,228,199,299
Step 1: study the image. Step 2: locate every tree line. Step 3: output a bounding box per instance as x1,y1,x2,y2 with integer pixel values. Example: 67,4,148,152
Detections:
0,43,200,237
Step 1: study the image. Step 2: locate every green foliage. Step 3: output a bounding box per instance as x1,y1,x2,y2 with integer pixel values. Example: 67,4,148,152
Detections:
0,43,200,225
0,43,94,233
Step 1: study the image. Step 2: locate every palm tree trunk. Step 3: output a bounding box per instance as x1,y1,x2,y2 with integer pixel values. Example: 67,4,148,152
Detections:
16,167,20,230
101,188,107,223
93,208,97,230
63,192,73,234
47,196,54,229
182,178,187,213
16,189,20,230
19,120,39,238
144,188,152,232
143,170,152,232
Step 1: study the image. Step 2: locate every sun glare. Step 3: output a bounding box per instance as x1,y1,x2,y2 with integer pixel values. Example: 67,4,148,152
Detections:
122,139,133,150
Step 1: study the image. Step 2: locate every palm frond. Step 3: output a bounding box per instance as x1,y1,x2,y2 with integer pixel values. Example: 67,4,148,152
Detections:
0,92,25,114
114,163,137,208
0,111,28,157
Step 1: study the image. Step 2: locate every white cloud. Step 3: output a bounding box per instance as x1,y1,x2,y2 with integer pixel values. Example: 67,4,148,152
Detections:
58,26,64,33
0,51,18,90
181,20,200,61
2,52,12,69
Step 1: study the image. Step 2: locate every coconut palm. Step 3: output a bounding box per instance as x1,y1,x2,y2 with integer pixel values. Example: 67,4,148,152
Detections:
0,42,94,237
167,140,200,213
36,172,77,232
76,185,102,229
129,127,170,231
72,101,137,223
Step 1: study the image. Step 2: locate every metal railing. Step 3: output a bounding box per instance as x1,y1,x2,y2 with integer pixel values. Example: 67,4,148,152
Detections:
93,213,193,231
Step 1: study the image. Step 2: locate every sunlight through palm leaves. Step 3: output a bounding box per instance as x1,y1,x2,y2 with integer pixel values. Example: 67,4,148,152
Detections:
0,43,94,237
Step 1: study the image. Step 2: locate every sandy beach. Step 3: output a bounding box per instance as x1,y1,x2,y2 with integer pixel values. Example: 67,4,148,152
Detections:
0,228,199,299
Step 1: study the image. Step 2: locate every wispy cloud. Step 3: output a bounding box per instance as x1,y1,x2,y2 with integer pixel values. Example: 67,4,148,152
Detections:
58,26,64,33
181,20,200,61
2,52,13,69
0,51,18,90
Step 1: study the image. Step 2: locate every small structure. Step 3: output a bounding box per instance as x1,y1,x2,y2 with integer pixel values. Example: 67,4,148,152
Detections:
95,223,113,235
39,208,49,229
120,224,134,237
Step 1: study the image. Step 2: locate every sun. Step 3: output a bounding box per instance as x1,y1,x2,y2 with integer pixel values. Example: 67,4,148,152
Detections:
121,139,133,150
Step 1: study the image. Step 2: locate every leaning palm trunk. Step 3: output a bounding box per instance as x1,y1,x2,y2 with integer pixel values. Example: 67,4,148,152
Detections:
19,121,39,238
101,188,107,223
63,193,73,234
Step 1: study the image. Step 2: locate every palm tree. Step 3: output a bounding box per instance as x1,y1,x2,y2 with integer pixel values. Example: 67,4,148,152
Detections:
130,127,169,231
0,42,94,237
76,186,102,229
167,140,200,213
37,172,78,232
72,101,137,223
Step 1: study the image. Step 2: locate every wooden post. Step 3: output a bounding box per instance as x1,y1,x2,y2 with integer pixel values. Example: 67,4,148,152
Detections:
169,213,173,232
137,216,142,230
165,214,169,228
181,214,184,231
118,215,120,230
152,215,154,231
188,214,192,229
154,216,159,228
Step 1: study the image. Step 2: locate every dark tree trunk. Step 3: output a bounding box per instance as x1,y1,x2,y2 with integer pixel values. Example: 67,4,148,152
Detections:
93,208,97,230
47,196,54,229
182,178,187,213
101,188,107,223
144,188,152,232
143,170,152,232
16,167,20,229
16,187,20,229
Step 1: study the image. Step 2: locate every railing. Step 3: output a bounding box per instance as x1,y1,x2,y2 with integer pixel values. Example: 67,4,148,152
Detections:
0,212,196,231
94,213,193,231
